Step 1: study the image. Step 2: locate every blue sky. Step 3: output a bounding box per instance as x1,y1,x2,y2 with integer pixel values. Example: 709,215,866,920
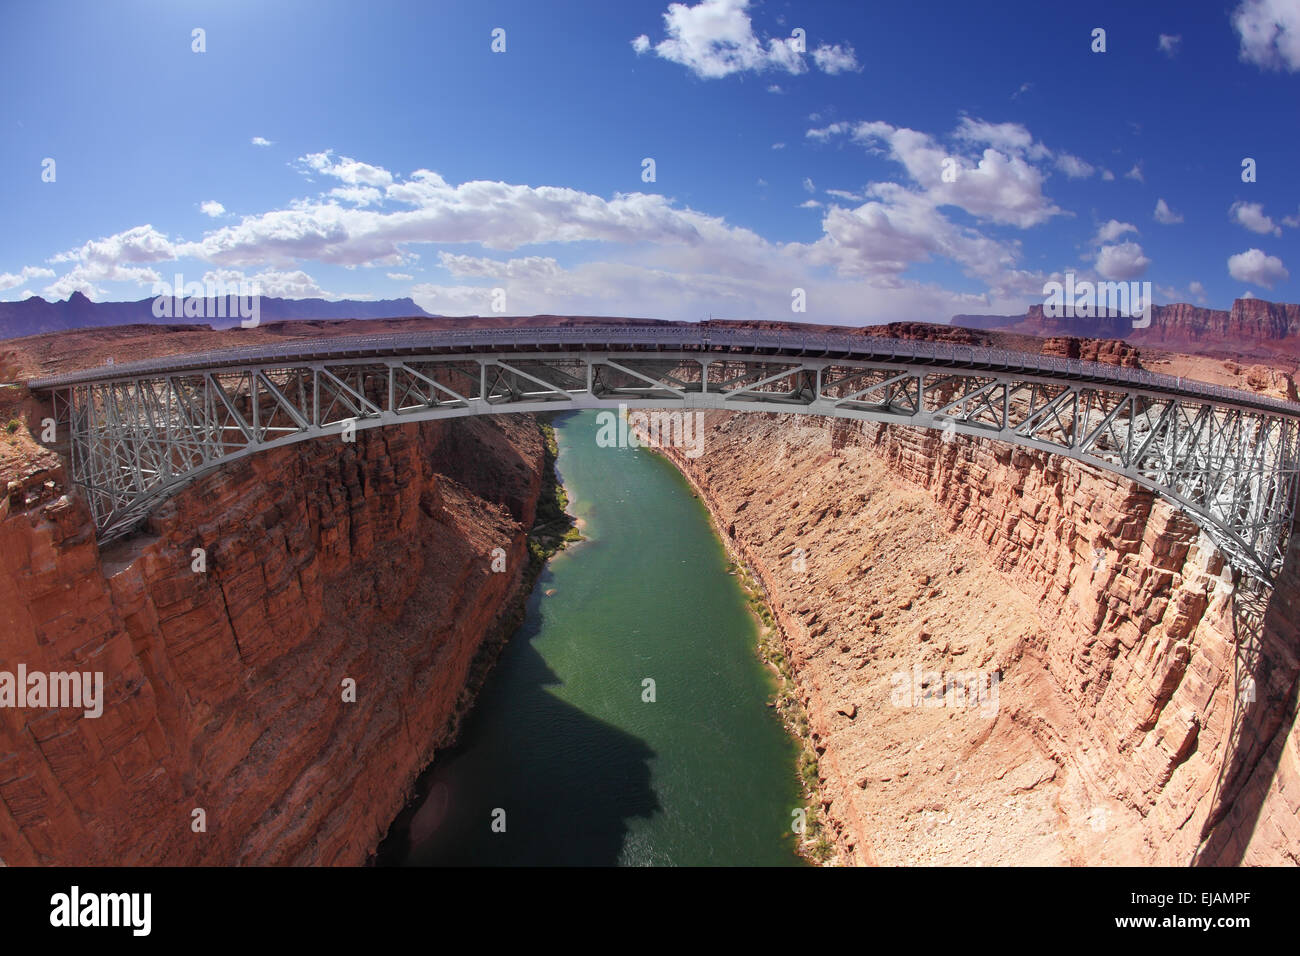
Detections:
1,0,1298,324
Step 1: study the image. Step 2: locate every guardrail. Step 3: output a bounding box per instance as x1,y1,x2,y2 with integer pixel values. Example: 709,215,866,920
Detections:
26,324,1300,416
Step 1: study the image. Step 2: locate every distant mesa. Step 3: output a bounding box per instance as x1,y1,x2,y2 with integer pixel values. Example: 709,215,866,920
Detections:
953,297,1300,357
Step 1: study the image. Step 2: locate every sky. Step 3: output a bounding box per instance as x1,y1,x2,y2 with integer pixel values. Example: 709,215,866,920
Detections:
1,0,1298,325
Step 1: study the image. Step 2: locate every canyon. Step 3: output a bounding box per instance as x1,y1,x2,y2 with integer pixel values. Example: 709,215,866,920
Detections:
1,313,1298,865
663,411,1300,865
0,412,546,864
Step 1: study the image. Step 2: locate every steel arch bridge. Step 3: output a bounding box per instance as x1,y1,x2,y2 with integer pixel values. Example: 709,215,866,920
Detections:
26,324,1300,582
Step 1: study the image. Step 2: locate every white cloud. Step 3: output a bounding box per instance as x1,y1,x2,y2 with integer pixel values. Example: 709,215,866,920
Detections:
41,274,99,299
21,149,1053,323
1055,153,1095,178
1094,220,1137,244
52,224,177,267
329,185,385,206
771,142,785,150
178,170,775,268
39,223,172,295
43,264,161,301
767,83,783,93
251,136,273,147
0,265,55,293
386,272,414,281
802,177,815,193
810,119,1065,228
812,43,859,74
44,224,176,296
825,188,863,202
1100,169,1115,181
410,283,500,314
199,200,226,218
438,252,563,280
300,151,393,188
202,268,329,298
633,0,857,78
1189,280,1208,303
953,118,1050,161
1095,241,1151,280
1230,200,1282,236
413,246,1027,325
1124,164,1144,183
800,182,1033,295
1232,0,1300,71
637,0,803,78
799,199,822,209
1153,198,1183,224
380,170,1038,321
1158,34,1182,56
1228,247,1289,287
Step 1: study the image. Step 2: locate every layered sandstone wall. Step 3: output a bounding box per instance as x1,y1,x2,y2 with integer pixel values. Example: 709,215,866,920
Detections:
665,411,1299,866
1015,297,1300,353
0,416,544,865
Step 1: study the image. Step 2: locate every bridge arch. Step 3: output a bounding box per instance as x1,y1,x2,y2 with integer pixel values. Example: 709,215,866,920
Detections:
28,325,1300,582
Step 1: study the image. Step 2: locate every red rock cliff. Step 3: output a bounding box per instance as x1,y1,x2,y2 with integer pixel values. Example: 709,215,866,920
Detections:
1014,298,1300,356
665,411,1299,865
0,416,544,865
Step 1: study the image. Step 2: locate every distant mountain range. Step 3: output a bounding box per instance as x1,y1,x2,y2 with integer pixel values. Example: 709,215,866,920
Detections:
0,291,434,340
8,291,1300,363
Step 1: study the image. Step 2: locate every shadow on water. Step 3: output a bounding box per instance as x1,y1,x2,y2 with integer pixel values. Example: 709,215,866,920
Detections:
376,574,662,867
1193,530,1300,865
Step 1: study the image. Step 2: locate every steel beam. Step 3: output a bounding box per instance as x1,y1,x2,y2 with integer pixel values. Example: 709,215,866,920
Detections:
25,328,1300,583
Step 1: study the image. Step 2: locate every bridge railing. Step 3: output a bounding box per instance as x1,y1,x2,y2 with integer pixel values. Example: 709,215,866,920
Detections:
25,324,1300,416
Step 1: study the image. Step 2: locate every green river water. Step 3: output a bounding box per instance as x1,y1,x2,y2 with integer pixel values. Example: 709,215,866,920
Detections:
381,409,804,866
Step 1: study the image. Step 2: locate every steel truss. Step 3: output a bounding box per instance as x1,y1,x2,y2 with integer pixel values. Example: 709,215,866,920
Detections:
30,326,1300,582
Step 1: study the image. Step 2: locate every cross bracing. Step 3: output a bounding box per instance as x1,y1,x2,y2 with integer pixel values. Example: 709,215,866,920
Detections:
28,325,1300,582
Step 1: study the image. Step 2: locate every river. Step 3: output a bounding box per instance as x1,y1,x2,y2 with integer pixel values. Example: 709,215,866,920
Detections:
378,409,804,866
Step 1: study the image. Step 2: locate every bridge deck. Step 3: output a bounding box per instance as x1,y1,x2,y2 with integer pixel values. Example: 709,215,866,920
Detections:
23,324,1300,581
27,325,1300,419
